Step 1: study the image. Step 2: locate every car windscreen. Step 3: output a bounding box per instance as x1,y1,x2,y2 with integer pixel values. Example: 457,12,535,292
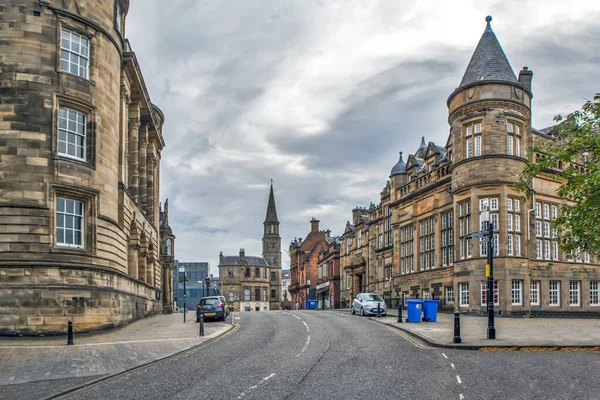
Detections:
364,294,384,302
200,298,220,305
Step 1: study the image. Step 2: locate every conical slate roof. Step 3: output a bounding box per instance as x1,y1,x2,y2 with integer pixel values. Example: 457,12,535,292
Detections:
458,16,517,89
264,181,279,223
414,136,428,159
390,152,406,176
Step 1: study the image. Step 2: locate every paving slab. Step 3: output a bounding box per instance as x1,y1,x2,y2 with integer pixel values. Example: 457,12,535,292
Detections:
0,312,234,386
370,311,600,349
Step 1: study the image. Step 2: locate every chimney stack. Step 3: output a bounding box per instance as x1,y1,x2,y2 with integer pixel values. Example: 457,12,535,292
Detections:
219,251,224,264
310,217,320,233
518,66,533,92
239,248,246,263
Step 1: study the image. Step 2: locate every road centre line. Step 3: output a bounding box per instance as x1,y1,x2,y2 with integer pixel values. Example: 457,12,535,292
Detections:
302,321,310,331
293,315,302,320
456,375,462,384
236,373,276,399
296,335,311,357
459,394,465,400
442,353,448,359
451,363,455,369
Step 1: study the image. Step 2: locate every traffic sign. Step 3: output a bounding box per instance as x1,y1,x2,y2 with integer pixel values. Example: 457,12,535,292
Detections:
465,230,490,240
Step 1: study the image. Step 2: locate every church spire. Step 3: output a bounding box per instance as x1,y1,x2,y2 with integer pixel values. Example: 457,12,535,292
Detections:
264,180,278,224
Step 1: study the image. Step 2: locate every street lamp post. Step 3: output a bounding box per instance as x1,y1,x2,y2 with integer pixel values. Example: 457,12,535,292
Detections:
480,209,496,340
179,266,186,323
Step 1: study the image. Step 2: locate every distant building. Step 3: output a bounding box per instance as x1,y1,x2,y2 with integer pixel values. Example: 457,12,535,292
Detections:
281,270,291,302
316,237,341,309
173,261,217,311
289,219,331,309
219,183,282,312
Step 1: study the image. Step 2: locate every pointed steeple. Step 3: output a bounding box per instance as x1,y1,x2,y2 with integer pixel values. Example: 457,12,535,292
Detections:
264,180,278,223
458,16,518,90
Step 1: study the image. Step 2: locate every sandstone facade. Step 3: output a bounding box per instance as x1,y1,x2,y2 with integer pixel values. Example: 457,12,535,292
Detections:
340,18,599,317
0,0,173,335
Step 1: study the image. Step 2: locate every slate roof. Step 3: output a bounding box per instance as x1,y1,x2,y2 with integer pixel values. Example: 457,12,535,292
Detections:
281,269,291,279
220,255,269,267
458,16,518,90
390,152,407,176
414,137,428,159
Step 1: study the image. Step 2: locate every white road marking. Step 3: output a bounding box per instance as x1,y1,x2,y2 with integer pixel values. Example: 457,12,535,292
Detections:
295,335,311,357
282,312,291,315
302,321,310,331
293,315,302,320
459,394,465,400
442,353,448,359
456,375,462,384
235,317,241,320
451,363,455,369
237,373,276,399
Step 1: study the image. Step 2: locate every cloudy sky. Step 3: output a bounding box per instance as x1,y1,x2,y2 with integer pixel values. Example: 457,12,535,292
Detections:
125,0,600,273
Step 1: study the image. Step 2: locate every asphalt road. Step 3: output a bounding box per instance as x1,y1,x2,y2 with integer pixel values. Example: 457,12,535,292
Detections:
37,311,600,399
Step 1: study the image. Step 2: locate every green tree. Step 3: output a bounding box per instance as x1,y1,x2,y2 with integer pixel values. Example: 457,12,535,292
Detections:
516,93,600,255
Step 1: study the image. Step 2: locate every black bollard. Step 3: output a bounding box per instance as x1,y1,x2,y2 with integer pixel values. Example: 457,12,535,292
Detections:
199,314,205,337
67,320,73,345
397,302,403,323
377,302,381,318
453,311,462,344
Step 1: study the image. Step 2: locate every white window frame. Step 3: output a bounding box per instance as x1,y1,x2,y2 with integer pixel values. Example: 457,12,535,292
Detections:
515,137,521,157
58,106,87,162
551,205,558,219
490,198,498,211
514,214,521,232
507,234,513,256
535,240,542,259
481,280,499,306
479,198,489,211
543,204,550,220
445,286,454,305
590,281,599,306
569,281,580,306
529,281,540,306
535,202,541,218
515,235,521,256
507,214,513,231
459,282,469,308
544,240,550,260
511,280,522,306
514,199,520,212
507,198,513,211
474,135,481,157
507,135,513,156
552,241,559,261
56,197,84,248
507,122,513,133
466,138,473,158
549,281,560,306
60,28,90,79
474,123,482,133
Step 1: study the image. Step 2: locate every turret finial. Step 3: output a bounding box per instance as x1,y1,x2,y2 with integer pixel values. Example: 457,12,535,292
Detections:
485,15,492,30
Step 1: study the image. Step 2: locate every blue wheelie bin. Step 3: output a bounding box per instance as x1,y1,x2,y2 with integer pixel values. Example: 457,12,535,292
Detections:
307,300,318,309
406,299,424,323
422,300,440,322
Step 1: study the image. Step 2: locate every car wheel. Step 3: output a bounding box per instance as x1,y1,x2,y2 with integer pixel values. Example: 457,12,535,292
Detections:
360,307,365,316
351,306,355,315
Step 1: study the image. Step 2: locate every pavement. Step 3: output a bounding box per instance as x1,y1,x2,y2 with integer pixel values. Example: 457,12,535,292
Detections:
0,311,234,389
363,308,600,349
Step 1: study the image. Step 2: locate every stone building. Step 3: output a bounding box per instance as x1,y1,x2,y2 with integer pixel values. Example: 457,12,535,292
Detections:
316,236,341,309
0,0,172,335
288,219,331,309
219,183,282,312
280,269,291,302
340,16,599,316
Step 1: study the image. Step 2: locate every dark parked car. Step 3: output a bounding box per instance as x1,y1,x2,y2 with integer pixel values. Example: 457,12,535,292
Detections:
197,297,228,322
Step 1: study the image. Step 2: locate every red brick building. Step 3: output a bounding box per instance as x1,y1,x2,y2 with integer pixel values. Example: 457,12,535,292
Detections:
288,218,330,309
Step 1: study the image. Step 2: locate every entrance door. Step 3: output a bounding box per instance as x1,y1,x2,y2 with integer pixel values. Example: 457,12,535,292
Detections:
358,274,364,294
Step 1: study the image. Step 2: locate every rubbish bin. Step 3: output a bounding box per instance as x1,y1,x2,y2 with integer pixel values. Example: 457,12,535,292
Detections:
308,300,318,309
422,300,440,322
406,299,423,323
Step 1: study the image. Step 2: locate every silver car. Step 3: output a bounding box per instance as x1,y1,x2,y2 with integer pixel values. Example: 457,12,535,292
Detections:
351,293,387,316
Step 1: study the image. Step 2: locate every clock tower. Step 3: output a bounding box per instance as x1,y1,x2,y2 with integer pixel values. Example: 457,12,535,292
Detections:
262,181,281,268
